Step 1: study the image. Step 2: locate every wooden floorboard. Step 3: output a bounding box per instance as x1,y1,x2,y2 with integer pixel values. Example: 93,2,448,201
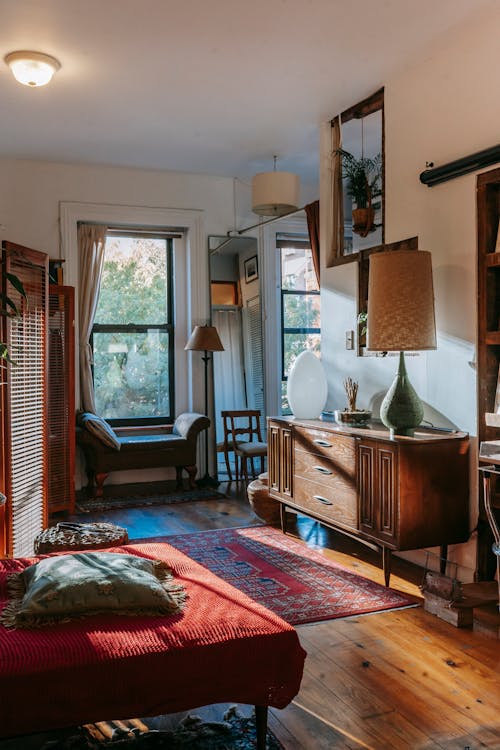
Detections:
64,479,500,750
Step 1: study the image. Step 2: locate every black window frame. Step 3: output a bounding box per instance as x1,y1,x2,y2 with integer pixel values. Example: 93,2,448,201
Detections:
91,232,175,427
278,236,320,382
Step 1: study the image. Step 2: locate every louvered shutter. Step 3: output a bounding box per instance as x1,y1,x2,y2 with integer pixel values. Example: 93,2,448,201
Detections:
48,285,75,514
1,242,48,558
245,295,265,418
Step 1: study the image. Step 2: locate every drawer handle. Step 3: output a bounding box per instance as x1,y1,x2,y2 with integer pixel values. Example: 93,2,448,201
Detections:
313,495,333,506
313,439,332,448
314,465,332,475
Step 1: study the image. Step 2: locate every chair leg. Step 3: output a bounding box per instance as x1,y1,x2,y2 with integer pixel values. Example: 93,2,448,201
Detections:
186,465,197,489
242,457,249,483
250,457,255,478
175,466,183,489
235,453,239,482
255,705,268,750
224,449,232,481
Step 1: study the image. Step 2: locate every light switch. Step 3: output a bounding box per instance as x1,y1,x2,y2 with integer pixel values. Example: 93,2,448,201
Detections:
345,330,354,350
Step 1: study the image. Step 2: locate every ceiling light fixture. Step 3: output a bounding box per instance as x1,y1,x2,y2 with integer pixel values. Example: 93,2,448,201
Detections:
4,51,61,87
252,156,300,217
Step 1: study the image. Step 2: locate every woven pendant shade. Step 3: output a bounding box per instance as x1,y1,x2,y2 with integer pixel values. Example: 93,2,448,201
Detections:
367,250,436,352
252,171,300,217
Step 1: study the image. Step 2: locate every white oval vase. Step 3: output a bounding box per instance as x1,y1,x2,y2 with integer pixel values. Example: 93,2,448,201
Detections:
287,350,328,419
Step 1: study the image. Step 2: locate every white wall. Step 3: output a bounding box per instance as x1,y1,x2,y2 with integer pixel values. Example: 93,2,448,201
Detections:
0,157,236,485
320,8,500,577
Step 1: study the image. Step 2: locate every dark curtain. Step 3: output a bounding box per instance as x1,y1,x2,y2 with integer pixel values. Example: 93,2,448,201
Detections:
305,200,320,286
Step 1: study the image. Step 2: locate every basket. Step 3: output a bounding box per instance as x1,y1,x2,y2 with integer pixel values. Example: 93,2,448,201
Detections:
34,522,129,554
247,478,281,526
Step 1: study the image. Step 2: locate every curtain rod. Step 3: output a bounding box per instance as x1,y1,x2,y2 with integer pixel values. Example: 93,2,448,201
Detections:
419,144,500,187
231,206,307,236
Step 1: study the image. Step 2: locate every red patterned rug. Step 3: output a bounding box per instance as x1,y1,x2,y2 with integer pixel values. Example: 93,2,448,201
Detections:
140,526,417,625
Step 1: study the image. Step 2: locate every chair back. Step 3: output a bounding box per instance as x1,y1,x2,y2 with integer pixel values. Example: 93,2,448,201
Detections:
221,410,263,450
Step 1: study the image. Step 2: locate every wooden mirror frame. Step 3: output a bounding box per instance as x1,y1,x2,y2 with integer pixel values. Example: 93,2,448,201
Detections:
329,88,385,267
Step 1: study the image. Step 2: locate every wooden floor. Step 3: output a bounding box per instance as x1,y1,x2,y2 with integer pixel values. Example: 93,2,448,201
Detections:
70,480,500,749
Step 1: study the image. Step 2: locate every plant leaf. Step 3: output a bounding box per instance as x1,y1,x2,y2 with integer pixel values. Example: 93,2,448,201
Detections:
5,273,26,299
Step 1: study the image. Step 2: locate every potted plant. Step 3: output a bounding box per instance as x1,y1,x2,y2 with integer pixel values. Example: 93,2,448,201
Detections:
334,377,372,427
336,149,382,237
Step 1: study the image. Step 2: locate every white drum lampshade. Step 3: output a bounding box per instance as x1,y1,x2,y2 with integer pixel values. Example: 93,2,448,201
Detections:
252,171,300,217
287,351,327,419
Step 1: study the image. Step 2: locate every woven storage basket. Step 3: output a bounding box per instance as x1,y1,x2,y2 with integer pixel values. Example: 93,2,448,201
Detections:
34,522,129,554
247,476,281,526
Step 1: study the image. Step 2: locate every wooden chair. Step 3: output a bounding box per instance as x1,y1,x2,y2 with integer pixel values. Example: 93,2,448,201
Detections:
221,410,267,482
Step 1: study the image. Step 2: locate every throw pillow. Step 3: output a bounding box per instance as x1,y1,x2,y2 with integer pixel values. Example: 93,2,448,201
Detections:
0,552,187,629
78,411,121,450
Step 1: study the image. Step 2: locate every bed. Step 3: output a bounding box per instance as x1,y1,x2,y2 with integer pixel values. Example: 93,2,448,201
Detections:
0,539,306,746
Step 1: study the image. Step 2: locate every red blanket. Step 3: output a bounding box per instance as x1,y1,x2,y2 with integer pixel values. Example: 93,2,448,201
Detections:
0,540,306,737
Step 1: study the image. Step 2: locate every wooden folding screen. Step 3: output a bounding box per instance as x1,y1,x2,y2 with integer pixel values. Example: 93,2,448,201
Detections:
48,284,75,515
0,241,49,557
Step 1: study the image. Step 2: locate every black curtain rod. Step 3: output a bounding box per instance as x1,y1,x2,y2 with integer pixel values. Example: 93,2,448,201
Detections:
419,144,500,187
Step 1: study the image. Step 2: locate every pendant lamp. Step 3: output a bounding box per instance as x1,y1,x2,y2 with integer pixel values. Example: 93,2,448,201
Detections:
252,156,299,217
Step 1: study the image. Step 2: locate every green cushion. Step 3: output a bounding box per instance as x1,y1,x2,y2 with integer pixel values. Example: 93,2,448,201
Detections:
0,552,186,629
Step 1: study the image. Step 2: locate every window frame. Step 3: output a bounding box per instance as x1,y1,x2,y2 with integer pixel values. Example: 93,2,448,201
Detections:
91,232,175,427
278,237,320,382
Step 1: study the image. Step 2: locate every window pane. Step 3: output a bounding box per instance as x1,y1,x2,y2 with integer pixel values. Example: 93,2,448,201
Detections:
281,246,318,291
283,334,321,378
283,293,320,329
95,236,169,325
93,331,170,419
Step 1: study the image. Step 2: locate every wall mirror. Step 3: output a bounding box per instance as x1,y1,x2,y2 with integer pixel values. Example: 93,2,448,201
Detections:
208,235,264,478
332,88,385,262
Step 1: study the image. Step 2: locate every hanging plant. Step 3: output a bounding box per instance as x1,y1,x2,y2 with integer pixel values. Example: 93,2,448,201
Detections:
336,149,382,236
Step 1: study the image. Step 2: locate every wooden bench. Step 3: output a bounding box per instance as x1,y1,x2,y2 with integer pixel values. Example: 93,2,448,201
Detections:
77,412,210,498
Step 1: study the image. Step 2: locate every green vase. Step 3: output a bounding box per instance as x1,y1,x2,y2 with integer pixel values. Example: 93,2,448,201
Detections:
380,351,423,438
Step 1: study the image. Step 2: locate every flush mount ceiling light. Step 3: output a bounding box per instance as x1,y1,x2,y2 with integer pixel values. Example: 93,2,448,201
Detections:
252,156,300,217
4,51,61,87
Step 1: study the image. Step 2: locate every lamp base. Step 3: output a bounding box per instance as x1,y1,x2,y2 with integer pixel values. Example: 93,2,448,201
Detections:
196,473,220,489
380,351,424,439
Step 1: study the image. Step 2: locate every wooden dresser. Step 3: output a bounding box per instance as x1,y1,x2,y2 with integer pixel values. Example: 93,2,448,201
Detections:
268,417,470,586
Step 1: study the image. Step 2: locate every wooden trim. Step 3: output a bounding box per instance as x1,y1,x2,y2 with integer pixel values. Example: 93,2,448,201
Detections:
334,87,384,125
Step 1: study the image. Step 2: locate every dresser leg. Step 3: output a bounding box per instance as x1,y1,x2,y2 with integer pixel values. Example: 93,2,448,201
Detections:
280,503,288,534
382,547,392,587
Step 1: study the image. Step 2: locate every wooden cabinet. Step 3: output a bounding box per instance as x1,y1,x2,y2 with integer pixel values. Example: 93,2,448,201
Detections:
268,417,470,586
477,166,500,580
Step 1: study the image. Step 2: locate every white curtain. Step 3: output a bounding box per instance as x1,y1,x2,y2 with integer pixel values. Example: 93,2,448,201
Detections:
78,223,107,413
212,309,246,443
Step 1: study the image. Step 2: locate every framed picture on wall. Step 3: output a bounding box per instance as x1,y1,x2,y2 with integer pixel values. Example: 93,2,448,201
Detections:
244,255,258,283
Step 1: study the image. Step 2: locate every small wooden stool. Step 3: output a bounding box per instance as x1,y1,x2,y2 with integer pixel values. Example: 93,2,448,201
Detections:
34,522,129,555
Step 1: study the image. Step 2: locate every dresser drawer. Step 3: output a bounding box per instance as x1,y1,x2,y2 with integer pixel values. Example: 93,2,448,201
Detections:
293,476,358,529
293,425,339,460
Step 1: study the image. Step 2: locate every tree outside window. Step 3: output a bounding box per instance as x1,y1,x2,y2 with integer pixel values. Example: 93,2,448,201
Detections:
92,233,174,425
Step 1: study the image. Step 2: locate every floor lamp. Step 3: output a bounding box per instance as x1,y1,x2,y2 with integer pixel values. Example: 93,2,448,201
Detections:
185,324,224,487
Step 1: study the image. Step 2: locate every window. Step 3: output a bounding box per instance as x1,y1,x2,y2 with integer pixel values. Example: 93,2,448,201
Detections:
91,232,175,425
279,236,320,412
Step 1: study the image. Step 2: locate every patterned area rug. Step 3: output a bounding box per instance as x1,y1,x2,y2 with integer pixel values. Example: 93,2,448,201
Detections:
76,489,226,513
154,525,417,624
0,708,283,749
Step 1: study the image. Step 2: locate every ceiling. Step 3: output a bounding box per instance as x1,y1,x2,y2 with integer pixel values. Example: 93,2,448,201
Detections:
0,0,493,188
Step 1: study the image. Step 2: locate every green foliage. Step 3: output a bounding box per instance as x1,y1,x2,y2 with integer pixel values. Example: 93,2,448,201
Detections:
93,237,171,419
0,271,26,366
336,149,382,209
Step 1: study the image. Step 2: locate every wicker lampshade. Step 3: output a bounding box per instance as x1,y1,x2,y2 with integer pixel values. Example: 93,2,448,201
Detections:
367,250,436,352
252,171,299,217
185,325,224,352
